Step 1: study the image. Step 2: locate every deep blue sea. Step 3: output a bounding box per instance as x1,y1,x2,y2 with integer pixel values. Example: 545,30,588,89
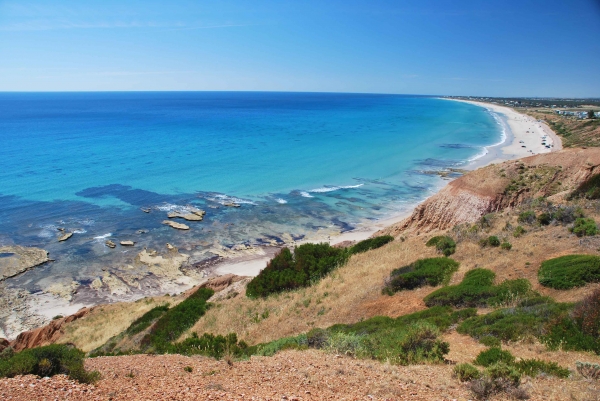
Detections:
0,92,503,297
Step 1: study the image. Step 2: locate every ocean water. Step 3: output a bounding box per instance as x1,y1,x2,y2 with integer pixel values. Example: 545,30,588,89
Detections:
0,92,503,297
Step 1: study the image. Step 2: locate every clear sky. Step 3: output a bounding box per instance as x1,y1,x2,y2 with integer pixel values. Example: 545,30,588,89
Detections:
1,0,599,96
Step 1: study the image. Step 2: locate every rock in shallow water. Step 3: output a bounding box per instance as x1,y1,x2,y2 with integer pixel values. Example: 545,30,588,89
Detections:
162,220,190,230
57,232,72,242
0,245,49,281
120,240,135,246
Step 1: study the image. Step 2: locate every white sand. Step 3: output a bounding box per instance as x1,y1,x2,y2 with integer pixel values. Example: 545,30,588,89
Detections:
448,99,562,169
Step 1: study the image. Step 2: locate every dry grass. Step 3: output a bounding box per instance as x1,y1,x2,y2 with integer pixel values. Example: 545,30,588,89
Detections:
58,294,182,352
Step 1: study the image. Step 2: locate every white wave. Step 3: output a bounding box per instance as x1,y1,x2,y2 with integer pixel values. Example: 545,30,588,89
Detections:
94,233,112,241
275,198,287,204
72,229,87,234
466,147,489,162
79,219,95,226
208,194,257,205
300,191,314,198
308,184,364,193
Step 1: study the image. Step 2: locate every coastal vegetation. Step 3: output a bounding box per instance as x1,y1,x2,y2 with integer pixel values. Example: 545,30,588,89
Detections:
0,344,100,384
425,235,456,256
538,255,600,289
246,236,393,298
424,268,534,308
382,257,459,295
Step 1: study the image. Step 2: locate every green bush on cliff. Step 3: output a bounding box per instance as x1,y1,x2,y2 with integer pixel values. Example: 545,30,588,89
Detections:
142,287,214,351
538,254,600,289
382,257,459,295
350,235,394,254
126,304,170,335
571,218,598,237
0,344,100,384
424,268,534,308
257,306,473,365
246,243,349,298
426,236,456,256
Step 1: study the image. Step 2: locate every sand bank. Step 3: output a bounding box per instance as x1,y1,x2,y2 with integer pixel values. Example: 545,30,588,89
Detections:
447,99,562,169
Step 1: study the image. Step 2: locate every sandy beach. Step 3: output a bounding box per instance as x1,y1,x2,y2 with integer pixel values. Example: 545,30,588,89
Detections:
449,99,563,169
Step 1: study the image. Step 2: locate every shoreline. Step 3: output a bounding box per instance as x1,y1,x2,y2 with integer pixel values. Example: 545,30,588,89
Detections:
210,99,563,277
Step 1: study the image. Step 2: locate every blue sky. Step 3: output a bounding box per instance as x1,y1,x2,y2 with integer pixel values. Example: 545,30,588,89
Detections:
0,0,599,96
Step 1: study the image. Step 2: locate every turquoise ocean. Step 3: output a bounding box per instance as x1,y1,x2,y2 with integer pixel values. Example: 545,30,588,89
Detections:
0,92,504,296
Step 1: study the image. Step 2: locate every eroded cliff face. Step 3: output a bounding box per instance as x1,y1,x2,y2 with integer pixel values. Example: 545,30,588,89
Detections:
9,308,91,352
379,148,600,236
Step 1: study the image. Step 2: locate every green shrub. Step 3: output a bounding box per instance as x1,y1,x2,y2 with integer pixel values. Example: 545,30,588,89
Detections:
500,242,512,250
350,235,393,254
0,344,100,384
383,257,459,294
171,332,251,359
514,359,569,378
538,254,600,289
424,269,534,308
256,334,307,356
325,332,367,357
246,243,349,298
142,287,214,351
485,362,521,386
518,211,536,224
571,218,598,237
552,206,584,224
537,212,552,226
474,348,515,367
306,328,329,349
454,363,481,382
479,336,501,348
126,304,169,335
425,236,456,256
479,236,500,247
513,226,526,238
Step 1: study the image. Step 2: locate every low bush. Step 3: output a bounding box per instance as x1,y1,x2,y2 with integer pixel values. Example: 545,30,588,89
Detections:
171,332,252,359
538,254,600,289
552,206,584,224
514,359,570,378
518,211,536,224
258,306,474,365
500,242,512,250
382,257,459,295
479,236,500,247
142,287,214,351
454,363,481,382
571,218,598,237
459,297,600,354
474,347,515,367
350,235,393,254
537,212,552,226
246,243,349,298
424,269,534,308
513,225,526,238
0,344,100,384
576,361,600,380
425,236,456,256
126,304,169,335
573,288,600,338
469,362,525,400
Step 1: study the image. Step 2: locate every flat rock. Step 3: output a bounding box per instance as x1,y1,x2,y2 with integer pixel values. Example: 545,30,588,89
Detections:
120,240,135,246
105,240,116,249
223,202,241,207
162,220,190,230
0,245,50,281
58,233,73,242
167,210,205,221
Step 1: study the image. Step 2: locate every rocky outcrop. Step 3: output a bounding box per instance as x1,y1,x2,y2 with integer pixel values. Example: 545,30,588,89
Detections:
200,274,252,302
106,240,116,248
120,240,135,246
9,308,91,352
162,220,190,230
167,208,206,221
379,148,600,236
0,246,50,281
58,233,73,242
